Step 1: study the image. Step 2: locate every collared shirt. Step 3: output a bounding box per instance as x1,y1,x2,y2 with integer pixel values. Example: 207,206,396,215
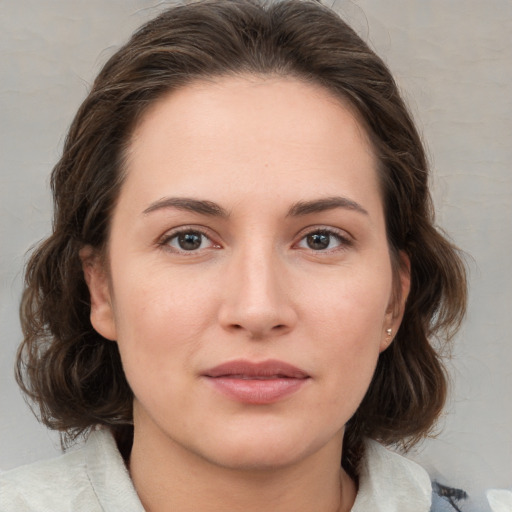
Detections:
0,429,431,511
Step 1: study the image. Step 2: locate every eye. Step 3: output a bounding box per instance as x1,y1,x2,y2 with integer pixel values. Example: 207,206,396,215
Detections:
296,229,351,251
162,229,218,252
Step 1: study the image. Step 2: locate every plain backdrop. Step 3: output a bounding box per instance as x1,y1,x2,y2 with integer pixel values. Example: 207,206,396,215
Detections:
1,1,511,511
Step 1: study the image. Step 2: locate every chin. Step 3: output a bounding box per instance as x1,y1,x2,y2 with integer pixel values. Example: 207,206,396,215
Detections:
203,441,307,472
192,423,339,472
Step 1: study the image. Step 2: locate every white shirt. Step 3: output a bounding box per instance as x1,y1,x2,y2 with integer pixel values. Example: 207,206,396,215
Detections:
0,429,432,511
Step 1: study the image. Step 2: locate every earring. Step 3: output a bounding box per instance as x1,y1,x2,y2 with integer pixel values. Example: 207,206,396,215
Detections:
386,328,392,337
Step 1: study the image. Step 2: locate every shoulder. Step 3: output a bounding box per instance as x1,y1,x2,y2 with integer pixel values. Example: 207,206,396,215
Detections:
0,429,143,512
351,439,432,512
0,442,99,512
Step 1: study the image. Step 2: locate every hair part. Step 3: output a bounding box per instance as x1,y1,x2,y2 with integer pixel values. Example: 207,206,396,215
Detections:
17,0,467,478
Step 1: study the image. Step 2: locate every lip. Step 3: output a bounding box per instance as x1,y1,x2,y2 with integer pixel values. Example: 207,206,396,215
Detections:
202,359,310,404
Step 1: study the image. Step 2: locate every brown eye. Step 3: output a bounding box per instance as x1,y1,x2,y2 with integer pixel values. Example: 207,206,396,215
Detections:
166,230,212,251
306,233,331,250
296,229,350,252
177,232,203,250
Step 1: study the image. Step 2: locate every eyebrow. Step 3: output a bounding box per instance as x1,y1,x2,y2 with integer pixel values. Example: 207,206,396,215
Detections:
143,197,229,217
142,195,368,218
287,196,368,217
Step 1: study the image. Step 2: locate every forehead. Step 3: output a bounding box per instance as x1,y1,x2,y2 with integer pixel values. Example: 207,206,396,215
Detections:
131,74,372,152
121,74,381,214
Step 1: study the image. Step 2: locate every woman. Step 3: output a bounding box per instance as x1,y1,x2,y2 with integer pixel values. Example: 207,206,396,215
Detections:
0,0,467,510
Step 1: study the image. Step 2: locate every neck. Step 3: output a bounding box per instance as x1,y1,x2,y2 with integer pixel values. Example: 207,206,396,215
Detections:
128,420,356,512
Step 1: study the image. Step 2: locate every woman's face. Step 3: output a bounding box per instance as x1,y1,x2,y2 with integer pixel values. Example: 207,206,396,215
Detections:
84,75,409,470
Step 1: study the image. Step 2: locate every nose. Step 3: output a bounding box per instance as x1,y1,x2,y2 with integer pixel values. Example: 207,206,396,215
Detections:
218,246,298,339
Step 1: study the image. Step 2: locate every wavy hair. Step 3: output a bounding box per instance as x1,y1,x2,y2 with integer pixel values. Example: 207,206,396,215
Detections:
17,0,467,477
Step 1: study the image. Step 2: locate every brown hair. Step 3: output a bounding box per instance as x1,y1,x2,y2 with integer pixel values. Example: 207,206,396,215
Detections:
17,0,467,477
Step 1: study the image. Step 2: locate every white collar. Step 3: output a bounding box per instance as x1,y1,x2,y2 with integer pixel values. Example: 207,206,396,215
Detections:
86,428,145,511
87,430,431,511
351,439,432,511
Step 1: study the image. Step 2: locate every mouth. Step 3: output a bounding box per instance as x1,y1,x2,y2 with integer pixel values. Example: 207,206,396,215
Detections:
202,359,310,404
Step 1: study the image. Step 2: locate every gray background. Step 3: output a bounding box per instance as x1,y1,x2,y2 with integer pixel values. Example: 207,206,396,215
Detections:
1,1,511,510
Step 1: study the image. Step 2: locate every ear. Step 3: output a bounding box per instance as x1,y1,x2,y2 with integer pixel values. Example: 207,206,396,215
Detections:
380,251,411,352
79,245,117,341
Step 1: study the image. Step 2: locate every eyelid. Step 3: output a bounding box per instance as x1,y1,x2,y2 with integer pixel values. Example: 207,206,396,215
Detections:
293,225,354,251
157,225,222,253
156,224,353,254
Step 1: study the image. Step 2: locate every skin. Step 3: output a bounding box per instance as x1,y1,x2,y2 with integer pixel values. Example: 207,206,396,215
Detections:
82,75,410,512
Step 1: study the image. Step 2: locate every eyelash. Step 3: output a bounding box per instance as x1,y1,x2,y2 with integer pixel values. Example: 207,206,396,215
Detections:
157,226,353,254
295,227,353,253
158,227,219,254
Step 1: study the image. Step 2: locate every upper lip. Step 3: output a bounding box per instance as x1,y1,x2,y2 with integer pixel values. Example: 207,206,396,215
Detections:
203,359,310,379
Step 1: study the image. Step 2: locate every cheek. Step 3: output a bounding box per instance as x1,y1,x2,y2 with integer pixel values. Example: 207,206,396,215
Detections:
109,267,218,381
302,266,392,340
299,268,391,399
113,259,216,329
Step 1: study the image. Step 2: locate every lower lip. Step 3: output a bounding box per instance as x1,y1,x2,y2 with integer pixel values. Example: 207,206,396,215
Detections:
205,377,308,404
